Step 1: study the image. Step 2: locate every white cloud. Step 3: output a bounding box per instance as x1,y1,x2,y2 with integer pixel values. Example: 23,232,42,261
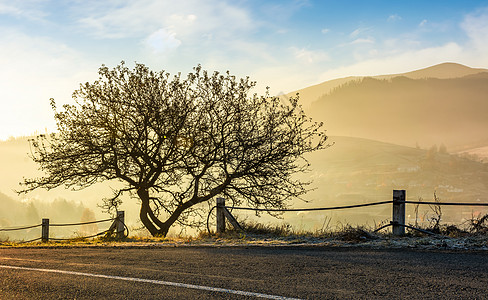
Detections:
384,38,421,49
461,8,488,55
0,3,22,15
351,37,375,45
350,28,362,38
75,0,255,40
369,49,378,56
349,27,373,38
0,1,47,21
291,47,329,64
321,28,330,34
419,19,428,27
170,13,197,23
387,14,402,22
196,38,277,77
145,28,182,53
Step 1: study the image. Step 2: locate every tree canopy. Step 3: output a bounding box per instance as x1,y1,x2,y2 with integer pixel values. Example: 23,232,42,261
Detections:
21,62,328,236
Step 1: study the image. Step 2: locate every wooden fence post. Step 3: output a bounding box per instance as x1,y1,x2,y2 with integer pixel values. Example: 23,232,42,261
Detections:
392,190,406,236
216,197,225,234
41,218,49,242
116,211,125,239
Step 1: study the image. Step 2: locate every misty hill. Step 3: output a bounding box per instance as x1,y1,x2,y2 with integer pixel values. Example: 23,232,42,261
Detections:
0,137,129,232
242,135,488,229
288,63,488,108
306,136,488,203
288,136,488,227
0,137,172,237
1,134,487,233
0,136,122,203
375,62,488,80
307,72,488,150
0,190,99,240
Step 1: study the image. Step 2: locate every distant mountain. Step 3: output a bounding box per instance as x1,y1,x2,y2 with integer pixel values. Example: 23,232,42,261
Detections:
288,63,488,150
375,62,488,80
287,63,488,108
305,136,488,202
291,135,488,227
285,76,361,107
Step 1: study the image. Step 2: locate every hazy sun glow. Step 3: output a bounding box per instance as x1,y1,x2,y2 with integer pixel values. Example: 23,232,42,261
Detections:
1,1,488,140
1,1,488,238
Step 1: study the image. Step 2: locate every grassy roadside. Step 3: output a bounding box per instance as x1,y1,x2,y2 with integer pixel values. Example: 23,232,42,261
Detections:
2,221,488,251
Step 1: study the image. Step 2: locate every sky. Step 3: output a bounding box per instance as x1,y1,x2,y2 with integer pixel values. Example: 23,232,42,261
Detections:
1,0,488,140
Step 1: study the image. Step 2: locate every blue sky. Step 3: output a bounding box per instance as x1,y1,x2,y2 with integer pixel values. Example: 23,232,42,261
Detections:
1,0,488,139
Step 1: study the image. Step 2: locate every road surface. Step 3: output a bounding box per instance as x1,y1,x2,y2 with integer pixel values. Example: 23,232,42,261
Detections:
0,246,487,299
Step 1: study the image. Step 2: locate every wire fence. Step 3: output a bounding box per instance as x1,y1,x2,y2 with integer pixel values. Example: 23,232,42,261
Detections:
224,200,488,212
46,217,122,241
0,223,42,232
0,214,127,243
224,200,393,212
16,237,43,243
211,192,488,236
49,218,115,227
403,200,488,206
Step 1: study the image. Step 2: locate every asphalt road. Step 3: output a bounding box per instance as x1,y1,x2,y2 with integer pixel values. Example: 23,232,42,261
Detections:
0,246,487,299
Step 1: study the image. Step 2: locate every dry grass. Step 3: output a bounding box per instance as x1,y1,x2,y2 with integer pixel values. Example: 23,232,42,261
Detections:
213,220,381,243
335,225,379,242
3,214,488,250
404,212,488,237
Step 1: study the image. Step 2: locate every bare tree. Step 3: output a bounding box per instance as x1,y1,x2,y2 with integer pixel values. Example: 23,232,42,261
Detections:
21,62,328,236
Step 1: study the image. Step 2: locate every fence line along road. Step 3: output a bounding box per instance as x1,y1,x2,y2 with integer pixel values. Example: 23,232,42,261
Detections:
213,190,488,236
0,223,42,232
0,211,127,242
224,200,393,212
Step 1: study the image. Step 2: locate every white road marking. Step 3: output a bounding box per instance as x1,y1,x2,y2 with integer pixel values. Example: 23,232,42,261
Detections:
0,264,302,300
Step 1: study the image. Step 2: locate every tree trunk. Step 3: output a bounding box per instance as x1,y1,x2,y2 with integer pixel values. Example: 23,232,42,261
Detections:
137,189,190,237
139,199,159,236
137,188,212,237
157,205,188,237
137,189,160,236
138,204,183,237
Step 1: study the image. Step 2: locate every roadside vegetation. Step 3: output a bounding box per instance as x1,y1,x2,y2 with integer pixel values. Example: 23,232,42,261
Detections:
2,190,488,250
4,211,488,251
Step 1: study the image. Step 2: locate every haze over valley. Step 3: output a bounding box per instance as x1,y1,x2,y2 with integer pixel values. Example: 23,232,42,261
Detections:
1,62,488,236
281,63,488,228
3,4,488,300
